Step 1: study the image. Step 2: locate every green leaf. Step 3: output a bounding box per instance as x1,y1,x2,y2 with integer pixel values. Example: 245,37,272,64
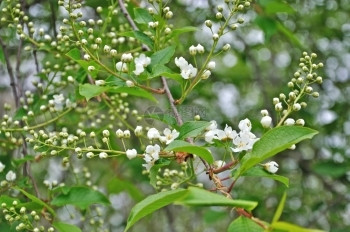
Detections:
178,121,210,140
227,216,264,232
255,16,278,41
66,48,81,60
0,195,18,206
134,8,153,24
53,222,81,232
108,86,157,102
0,45,5,63
236,166,289,187
312,161,349,178
150,46,176,67
259,0,295,14
105,75,126,86
234,126,318,179
171,26,197,37
149,159,171,188
276,21,304,49
108,178,144,202
149,64,173,79
79,84,110,101
176,187,258,211
143,112,179,129
76,60,100,78
14,187,56,216
11,155,35,167
51,186,110,210
125,189,188,231
272,192,287,223
270,221,325,232
165,140,214,164
121,31,154,49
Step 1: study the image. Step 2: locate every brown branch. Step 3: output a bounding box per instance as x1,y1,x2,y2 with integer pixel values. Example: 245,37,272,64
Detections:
212,160,237,174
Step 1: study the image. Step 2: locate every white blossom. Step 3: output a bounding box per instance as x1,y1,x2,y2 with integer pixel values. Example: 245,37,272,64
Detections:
0,162,5,173
95,80,105,86
205,130,219,144
175,57,197,79
121,53,133,62
263,161,279,174
213,160,226,168
116,61,128,72
133,54,151,75
238,118,252,132
6,170,16,182
216,125,237,140
126,149,138,159
261,116,272,128
134,126,143,136
201,69,211,79
142,144,160,170
207,61,216,70
196,44,204,54
206,120,218,131
126,80,135,87
284,118,295,126
231,119,259,152
116,129,124,138
99,152,108,159
53,94,65,111
147,128,160,140
160,128,179,144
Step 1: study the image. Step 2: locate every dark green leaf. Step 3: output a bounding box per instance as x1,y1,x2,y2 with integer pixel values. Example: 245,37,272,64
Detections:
234,126,318,179
53,222,82,232
51,186,110,210
14,187,56,216
79,84,110,101
108,178,144,202
125,189,188,231
165,140,214,164
134,8,153,24
236,166,289,187
178,121,210,140
228,216,264,232
150,46,176,67
176,187,258,211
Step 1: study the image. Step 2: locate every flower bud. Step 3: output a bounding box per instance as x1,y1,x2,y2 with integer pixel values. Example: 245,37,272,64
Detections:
223,43,231,51
261,116,272,128
296,119,305,126
95,80,105,86
126,80,135,87
263,161,279,174
102,130,110,137
284,118,295,126
293,103,301,111
205,20,212,28
126,149,137,159
207,61,216,70
116,129,124,138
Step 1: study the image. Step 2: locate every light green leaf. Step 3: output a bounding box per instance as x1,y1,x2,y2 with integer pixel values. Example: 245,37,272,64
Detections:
234,126,318,179
236,166,289,187
66,48,81,60
272,192,287,223
165,140,214,164
178,121,210,140
51,186,110,210
53,222,81,232
259,0,295,14
227,216,264,232
176,187,258,211
276,21,304,49
171,26,197,38
79,84,110,101
125,189,188,231
108,86,157,102
150,46,176,67
255,16,278,41
108,178,144,202
270,221,325,232
134,8,153,24
76,60,100,78
14,187,56,216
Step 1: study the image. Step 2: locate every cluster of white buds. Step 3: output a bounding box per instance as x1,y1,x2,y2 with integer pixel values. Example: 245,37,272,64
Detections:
189,44,205,56
260,109,272,128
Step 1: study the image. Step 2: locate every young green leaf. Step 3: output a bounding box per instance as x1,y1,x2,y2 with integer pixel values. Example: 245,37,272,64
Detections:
79,84,110,101
272,192,287,223
176,187,258,211
134,8,153,24
125,189,188,231
165,140,214,164
66,48,81,61
108,86,157,102
150,46,176,67
270,221,325,232
178,121,210,140
234,166,289,187
227,216,264,232
51,186,110,210
14,187,56,216
234,126,318,179
53,222,82,232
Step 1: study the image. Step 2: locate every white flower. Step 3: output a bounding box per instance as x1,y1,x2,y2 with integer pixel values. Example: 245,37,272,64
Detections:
261,116,272,128
293,103,301,111
275,102,283,111
95,80,105,86
284,118,295,126
296,119,305,126
263,161,279,174
160,128,179,144
201,69,211,79
134,126,143,136
133,54,151,75
206,120,218,131
0,162,5,172
102,130,110,137
196,44,204,54
99,152,108,159
175,57,198,79
6,170,16,182
238,118,252,132
147,128,160,140
86,152,94,158
205,130,219,144
261,109,269,116
116,61,128,72
126,149,138,159
124,130,131,138
121,53,133,62
126,80,134,87
189,45,197,55
53,94,65,111
170,182,179,190
142,144,160,170
216,125,237,140
207,61,216,70
231,131,258,152
116,129,124,138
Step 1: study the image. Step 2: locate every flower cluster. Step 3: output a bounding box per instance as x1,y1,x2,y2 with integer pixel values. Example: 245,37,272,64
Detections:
175,57,198,79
